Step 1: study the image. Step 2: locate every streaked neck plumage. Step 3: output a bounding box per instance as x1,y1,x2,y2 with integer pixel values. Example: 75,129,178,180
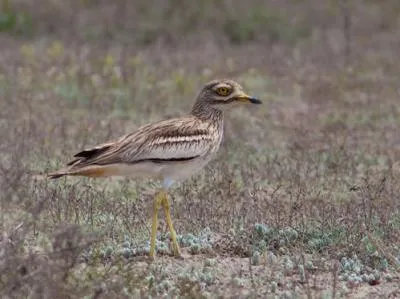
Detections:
190,101,223,125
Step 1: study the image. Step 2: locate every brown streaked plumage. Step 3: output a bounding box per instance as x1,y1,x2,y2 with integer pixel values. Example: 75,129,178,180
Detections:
48,79,262,259
48,117,222,180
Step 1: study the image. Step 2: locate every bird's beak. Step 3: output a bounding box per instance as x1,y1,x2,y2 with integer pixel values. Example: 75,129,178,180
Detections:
235,92,262,104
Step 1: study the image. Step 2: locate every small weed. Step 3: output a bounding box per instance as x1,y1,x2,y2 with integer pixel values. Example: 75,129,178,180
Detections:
0,2,32,36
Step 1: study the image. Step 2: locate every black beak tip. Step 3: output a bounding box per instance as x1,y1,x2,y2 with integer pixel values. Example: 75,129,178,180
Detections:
249,97,262,104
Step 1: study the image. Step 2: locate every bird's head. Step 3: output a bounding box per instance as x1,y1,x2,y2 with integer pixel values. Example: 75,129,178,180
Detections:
195,79,262,111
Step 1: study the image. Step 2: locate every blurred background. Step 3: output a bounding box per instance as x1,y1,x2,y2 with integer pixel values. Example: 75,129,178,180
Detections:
2,0,399,63
1,0,400,298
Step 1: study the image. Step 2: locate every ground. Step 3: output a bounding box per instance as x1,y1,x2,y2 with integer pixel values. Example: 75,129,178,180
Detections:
0,0,400,298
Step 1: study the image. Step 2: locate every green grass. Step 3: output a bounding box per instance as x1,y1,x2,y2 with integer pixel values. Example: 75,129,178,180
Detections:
1,0,400,298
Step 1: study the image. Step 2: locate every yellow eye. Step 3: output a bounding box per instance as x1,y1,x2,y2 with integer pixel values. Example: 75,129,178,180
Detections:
216,87,230,96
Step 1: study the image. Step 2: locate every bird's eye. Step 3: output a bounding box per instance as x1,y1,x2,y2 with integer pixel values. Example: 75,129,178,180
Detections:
216,87,230,96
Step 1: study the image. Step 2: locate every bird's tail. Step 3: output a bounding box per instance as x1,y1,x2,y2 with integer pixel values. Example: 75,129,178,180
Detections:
47,165,113,179
33,164,118,181
47,171,69,179
29,170,70,180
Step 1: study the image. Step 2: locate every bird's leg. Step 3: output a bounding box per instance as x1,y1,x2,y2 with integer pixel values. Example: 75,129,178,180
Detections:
149,191,163,259
160,191,181,256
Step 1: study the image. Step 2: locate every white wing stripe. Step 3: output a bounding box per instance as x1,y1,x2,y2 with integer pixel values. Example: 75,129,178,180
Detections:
152,134,213,145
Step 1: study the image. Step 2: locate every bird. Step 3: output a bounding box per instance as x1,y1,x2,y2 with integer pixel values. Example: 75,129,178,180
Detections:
47,79,262,259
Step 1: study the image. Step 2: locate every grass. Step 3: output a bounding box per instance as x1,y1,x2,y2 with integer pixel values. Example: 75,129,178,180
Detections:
1,0,400,298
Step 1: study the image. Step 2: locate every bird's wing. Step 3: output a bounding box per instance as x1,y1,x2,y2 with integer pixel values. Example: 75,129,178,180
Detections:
66,117,216,170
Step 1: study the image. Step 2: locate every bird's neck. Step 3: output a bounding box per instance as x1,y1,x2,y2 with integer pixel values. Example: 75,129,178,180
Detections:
190,102,224,124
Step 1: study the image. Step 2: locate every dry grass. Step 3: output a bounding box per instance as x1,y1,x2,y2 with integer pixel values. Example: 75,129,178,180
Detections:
1,0,400,298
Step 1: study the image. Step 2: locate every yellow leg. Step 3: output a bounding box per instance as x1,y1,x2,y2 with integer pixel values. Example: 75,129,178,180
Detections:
161,192,181,256
149,191,163,259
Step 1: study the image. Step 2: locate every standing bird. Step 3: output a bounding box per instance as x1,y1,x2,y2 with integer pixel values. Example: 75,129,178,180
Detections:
48,79,262,259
